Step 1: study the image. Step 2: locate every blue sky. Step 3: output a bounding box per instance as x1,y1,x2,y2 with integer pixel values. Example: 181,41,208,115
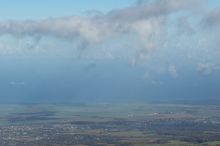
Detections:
0,0,218,20
0,0,134,20
0,0,220,103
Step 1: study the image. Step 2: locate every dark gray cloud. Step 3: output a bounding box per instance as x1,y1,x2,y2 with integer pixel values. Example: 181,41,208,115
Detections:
203,7,220,27
197,63,220,75
83,62,97,72
107,0,200,21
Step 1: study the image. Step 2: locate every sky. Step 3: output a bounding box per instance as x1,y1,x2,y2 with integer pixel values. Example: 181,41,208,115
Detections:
0,0,134,20
0,0,220,103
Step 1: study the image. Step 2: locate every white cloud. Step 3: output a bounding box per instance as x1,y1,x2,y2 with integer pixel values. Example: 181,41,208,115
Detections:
0,0,202,60
2,0,220,78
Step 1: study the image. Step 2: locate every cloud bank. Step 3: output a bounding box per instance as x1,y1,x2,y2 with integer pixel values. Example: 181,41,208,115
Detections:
0,0,219,76
0,0,201,55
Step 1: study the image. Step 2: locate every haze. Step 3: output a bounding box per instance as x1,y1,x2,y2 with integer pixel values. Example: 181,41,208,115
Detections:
0,0,220,103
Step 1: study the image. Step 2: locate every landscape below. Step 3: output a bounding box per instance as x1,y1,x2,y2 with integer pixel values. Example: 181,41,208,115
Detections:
0,101,220,146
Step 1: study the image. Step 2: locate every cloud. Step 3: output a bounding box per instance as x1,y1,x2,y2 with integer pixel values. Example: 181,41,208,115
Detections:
9,81,25,86
202,7,220,27
177,16,195,35
107,0,200,22
0,17,103,43
143,71,150,80
197,63,220,75
2,0,219,79
168,65,178,78
0,0,202,60
0,42,6,50
83,62,97,72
